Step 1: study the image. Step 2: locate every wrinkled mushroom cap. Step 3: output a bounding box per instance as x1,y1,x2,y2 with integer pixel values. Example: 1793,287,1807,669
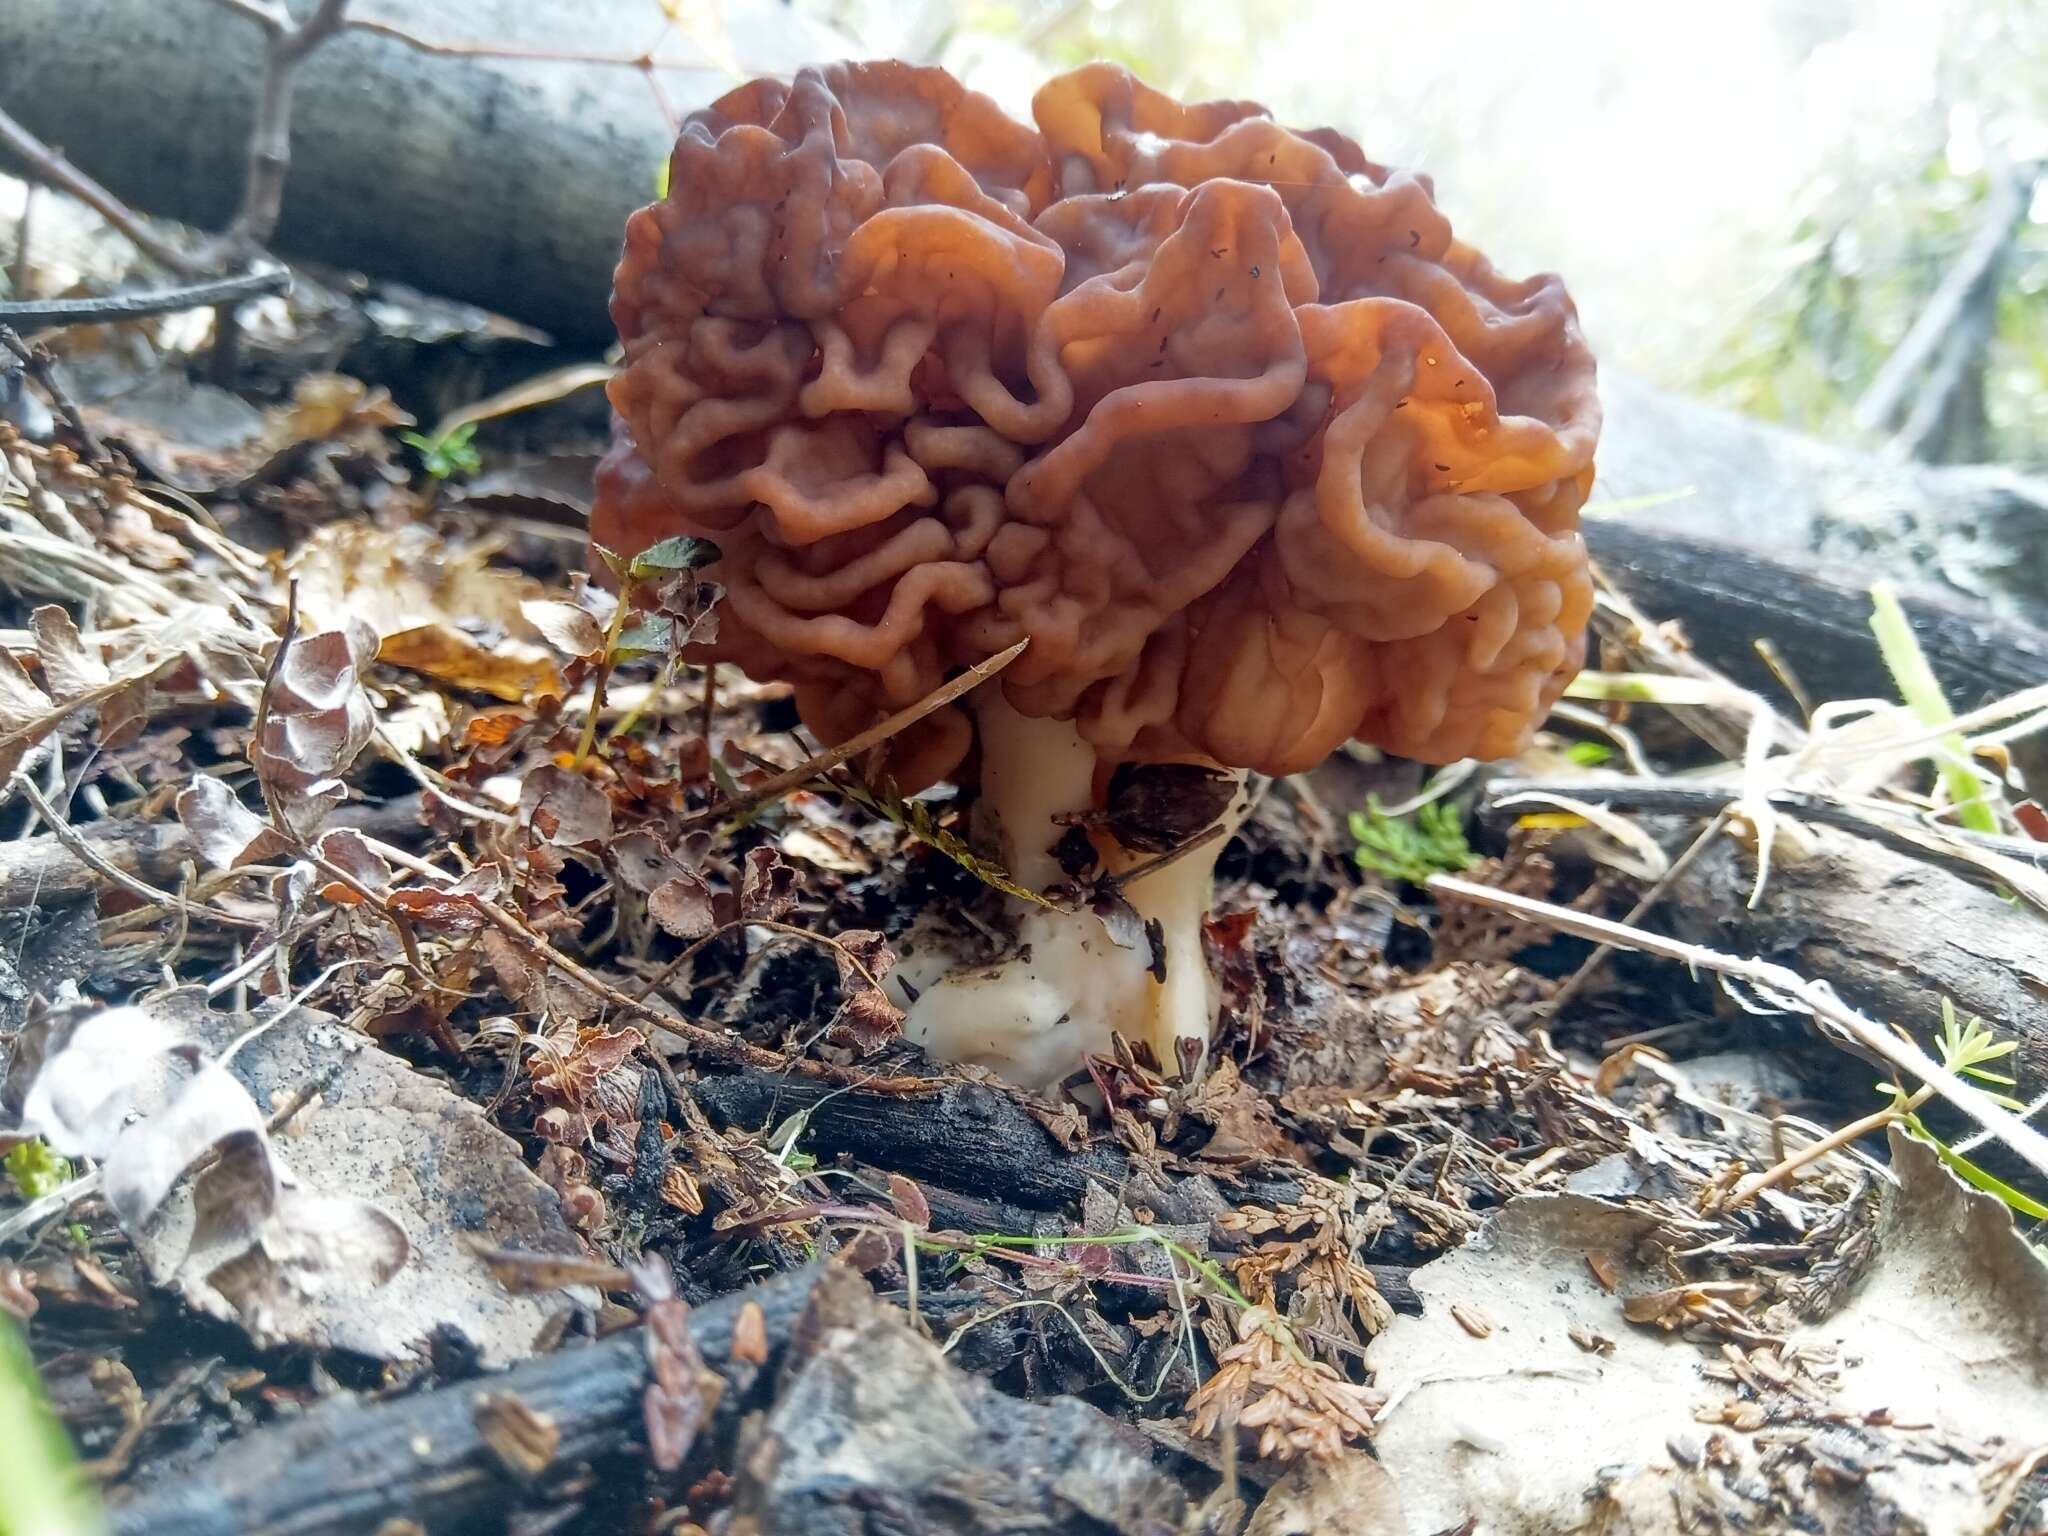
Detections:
595,61,1599,790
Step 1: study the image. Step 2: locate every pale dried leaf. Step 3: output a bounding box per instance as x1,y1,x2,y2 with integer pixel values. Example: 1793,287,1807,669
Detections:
521,599,606,662
29,605,110,702
176,775,290,871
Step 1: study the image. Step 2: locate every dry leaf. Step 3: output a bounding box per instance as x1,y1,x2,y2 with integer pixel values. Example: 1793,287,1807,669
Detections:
377,624,561,703
176,775,290,871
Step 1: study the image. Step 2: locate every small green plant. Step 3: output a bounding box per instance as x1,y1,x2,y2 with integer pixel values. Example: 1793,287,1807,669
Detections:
1350,796,1477,885
3,1141,70,1201
399,420,483,484
1565,740,1615,768
1881,999,2047,1221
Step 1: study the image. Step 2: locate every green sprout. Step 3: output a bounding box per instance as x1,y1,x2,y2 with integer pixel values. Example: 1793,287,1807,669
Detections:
399,421,483,484
4,1141,70,1201
1350,795,1477,885
1565,740,1615,768
1881,999,2046,1222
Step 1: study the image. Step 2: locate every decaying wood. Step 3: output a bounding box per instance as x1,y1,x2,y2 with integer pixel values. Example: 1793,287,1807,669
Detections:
1584,519,2048,721
107,1262,818,1536
1595,371,2048,622
107,1262,1198,1536
691,1066,1305,1218
723,1265,1187,1535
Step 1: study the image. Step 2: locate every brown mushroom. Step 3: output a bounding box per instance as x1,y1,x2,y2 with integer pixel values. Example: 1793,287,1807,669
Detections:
594,60,1599,1087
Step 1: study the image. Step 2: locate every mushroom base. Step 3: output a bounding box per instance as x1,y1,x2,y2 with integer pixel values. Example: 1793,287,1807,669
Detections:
890,694,1248,1090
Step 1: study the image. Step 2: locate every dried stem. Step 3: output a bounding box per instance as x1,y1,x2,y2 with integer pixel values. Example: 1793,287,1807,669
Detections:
689,639,1028,829
0,325,108,465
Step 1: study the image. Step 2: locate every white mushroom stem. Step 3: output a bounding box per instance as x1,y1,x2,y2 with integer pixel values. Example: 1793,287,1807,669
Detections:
893,690,1250,1090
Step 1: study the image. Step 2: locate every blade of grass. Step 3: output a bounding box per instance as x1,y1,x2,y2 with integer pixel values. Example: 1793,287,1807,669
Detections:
0,1319,104,1536
1869,581,1997,835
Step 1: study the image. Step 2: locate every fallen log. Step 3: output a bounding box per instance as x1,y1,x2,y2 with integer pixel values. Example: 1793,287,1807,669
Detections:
0,793,424,906
1582,519,2048,717
109,1262,822,1536
0,0,850,347
1654,824,2048,1167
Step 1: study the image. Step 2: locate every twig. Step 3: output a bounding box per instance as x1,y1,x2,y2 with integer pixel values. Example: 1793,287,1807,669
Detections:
4,770,258,932
201,0,354,264
687,639,1028,829
0,105,204,276
0,269,291,331
1731,1087,1930,1208
1539,807,1732,1019
628,915,886,1008
1427,873,2048,1184
0,325,108,466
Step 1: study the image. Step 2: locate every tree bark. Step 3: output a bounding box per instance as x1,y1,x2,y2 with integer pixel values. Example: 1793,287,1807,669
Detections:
108,1263,824,1536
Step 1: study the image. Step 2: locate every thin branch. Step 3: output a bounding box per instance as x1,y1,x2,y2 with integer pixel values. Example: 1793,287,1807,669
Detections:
1539,807,1732,1019
0,105,204,276
0,325,108,466
687,639,1028,829
201,0,353,263
1427,873,2048,1185
6,771,265,931
1477,777,2046,867
0,269,291,331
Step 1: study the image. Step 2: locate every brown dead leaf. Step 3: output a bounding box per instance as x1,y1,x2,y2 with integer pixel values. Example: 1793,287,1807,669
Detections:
521,598,607,662
377,624,561,703
521,765,612,847
827,930,904,1053
648,870,717,940
473,1391,561,1480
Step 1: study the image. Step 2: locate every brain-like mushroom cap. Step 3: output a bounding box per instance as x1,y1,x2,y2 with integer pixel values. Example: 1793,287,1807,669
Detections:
595,61,1599,791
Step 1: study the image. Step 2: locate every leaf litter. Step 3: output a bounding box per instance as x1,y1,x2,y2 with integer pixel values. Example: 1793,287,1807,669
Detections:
0,284,2045,1536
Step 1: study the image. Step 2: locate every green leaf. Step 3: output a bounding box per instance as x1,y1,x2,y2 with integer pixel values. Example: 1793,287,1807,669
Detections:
399,421,483,484
1564,740,1614,767
611,617,675,661
3,1140,70,1200
628,536,722,582
1900,1119,2048,1222
0,1318,104,1536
